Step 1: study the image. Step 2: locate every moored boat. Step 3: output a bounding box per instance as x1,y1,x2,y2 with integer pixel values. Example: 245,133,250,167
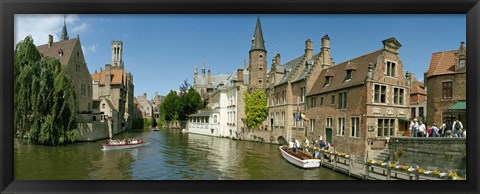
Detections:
151,127,159,131
102,138,146,151
279,146,320,169
181,128,188,133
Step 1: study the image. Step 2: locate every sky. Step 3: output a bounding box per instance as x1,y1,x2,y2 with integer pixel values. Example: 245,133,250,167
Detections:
14,14,466,98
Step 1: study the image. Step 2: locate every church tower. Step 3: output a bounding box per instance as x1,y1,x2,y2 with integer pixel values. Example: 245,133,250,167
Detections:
111,41,124,69
249,17,267,89
61,16,69,41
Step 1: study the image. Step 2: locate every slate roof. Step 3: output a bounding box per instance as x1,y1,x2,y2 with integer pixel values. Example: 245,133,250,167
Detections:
426,50,457,78
308,49,384,96
250,17,266,51
91,68,126,85
36,38,78,65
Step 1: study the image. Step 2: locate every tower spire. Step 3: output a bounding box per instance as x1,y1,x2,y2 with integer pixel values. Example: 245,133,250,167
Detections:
250,16,266,52
61,15,69,41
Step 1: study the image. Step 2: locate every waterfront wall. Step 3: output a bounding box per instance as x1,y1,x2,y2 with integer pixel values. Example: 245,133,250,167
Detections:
76,122,109,141
388,137,466,173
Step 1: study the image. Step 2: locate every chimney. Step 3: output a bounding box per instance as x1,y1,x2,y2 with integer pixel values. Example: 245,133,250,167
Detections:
321,35,332,68
237,69,244,83
305,39,313,59
208,69,211,84
105,64,111,96
144,93,147,98
48,34,53,47
274,53,281,66
406,72,411,87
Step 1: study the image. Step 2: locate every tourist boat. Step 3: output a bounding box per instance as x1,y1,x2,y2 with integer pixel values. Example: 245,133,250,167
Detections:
279,146,320,168
102,139,146,151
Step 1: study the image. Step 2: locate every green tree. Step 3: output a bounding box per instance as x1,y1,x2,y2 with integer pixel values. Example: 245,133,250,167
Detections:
179,87,203,121
159,90,180,124
14,36,79,145
244,89,269,130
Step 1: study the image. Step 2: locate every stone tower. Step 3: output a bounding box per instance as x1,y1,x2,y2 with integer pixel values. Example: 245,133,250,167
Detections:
61,16,69,41
111,41,124,69
321,34,332,69
249,16,267,89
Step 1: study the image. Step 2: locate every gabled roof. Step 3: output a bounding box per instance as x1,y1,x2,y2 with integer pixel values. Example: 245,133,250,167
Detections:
308,49,384,96
410,80,426,95
36,38,78,65
426,50,456,78
91,68,126,85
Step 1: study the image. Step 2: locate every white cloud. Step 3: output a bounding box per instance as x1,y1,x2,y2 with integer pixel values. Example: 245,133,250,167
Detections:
14,14,82,46
72,23,88,34
82,44,98,56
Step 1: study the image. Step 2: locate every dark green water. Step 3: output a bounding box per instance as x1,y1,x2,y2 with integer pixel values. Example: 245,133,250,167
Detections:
14,128,355,180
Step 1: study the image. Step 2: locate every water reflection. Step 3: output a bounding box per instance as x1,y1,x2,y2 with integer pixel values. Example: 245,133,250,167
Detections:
14,128,355,180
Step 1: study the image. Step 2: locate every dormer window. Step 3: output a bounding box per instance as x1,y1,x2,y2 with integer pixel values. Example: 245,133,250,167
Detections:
346,70,352,80
324,76,332,86
459,59,466,69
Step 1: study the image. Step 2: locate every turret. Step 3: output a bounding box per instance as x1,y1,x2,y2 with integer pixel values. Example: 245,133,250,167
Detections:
321,34,332,69
305,39,313,60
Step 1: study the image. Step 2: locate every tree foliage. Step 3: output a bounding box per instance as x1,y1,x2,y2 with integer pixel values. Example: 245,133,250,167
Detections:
244,89,269,130
159,80,204,126
14,36,79,145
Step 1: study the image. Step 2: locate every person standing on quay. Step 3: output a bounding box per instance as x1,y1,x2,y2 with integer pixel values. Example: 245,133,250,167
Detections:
418,121,426,137
410,118,419,137
431,123,440,137
452,119,463,138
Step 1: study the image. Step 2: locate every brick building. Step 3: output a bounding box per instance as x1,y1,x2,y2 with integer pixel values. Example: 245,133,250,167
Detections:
36,20,93,122
408,73,427,124
306,37,411,159
265,35,333,142
91,41,135,133
426,42,466,128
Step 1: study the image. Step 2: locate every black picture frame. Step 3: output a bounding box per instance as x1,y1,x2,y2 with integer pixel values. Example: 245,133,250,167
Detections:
1,0,479,194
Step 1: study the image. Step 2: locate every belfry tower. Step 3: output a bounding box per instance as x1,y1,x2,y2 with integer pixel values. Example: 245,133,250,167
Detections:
111,41,124,69
248,17,267,89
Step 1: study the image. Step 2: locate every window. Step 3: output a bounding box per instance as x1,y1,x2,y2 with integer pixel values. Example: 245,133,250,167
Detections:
393,88,405,105
338,118,345,136
377,119,395,137
459,59,465,69
324,76,332,86
331,94,335,105
310,119,315,132
374,84,387,103
283,91,286,104
275,112,279,126
301,87,306,103
76,64,80,72
338,92,347,109
81,84,85,96
411,107,416,119
442,81,452,100
311,97,317,108
271,96,274,106
351,117,360,137
281,112,285,126
326,117,333,129
419,107,424,118
320,97,324,106
386,61,397,77
346,70,352,80
276,92,280,105
214,115,217,124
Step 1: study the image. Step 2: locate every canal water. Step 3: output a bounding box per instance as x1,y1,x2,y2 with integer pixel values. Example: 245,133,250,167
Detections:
14,128,355,180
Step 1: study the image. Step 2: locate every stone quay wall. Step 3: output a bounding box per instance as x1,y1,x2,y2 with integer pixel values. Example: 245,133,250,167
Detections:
76,122,109,141
388,137,466,174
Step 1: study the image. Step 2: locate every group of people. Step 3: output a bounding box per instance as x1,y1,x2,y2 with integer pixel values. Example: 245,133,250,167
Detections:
107,138,144,145
409,118,465,138
287,136,333,159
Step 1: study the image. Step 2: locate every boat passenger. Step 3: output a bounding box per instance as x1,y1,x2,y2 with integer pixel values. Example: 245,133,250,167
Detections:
288,139,294,150
295,140,300,153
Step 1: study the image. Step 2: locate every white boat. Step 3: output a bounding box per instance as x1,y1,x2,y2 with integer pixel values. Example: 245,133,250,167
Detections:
102,139,147,151
279,146,320,169
181,128,189,133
